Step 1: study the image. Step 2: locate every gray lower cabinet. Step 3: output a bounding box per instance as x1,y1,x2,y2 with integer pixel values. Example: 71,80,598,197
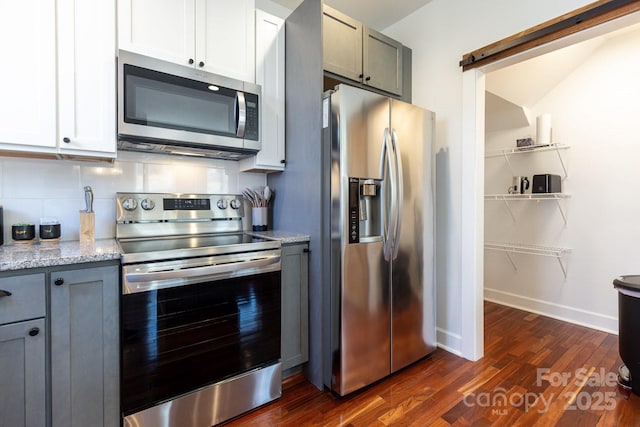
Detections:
0,273,46,427
281,243,309,370
50,264,119,427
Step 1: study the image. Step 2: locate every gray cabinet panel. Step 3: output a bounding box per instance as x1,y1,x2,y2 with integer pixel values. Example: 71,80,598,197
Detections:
363,27,403,96
322,4,404,97
0,318,46,427
281,243,309,370
50,264,119,427
322,5,362,82
0,273,46,324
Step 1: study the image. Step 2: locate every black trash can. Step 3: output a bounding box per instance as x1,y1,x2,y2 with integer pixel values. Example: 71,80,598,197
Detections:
613,275,640,395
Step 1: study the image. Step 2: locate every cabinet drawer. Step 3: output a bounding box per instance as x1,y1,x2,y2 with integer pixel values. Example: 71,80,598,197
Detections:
0,274,46,324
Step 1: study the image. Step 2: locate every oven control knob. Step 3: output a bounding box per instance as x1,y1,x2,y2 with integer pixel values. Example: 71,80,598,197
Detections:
122,198,138,211
141,198,155,211
216,199,228,209
230,199,241,210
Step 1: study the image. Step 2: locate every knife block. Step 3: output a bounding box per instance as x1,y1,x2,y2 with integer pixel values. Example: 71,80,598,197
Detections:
79,211,95,243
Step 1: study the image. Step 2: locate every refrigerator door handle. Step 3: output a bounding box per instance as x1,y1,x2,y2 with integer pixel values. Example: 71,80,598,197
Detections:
380,128,397,261
391,129,404,260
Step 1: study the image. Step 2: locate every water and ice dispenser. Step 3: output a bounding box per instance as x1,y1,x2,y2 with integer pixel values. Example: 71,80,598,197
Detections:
348,178,381,243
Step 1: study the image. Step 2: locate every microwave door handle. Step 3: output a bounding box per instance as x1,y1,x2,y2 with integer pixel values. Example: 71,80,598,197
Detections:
235,91,247,137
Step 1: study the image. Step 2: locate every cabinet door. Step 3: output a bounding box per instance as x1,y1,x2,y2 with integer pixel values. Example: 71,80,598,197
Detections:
58,0,116,156
0,319,46,427
239,10,285,173
197,0,255,82
322,5,362,83
363,27,403,96
281,243,309,370
50,265,119,427
0,1,56,150
118,0,196,67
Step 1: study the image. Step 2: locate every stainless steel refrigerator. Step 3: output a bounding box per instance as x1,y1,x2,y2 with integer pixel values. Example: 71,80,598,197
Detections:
322,84,436,396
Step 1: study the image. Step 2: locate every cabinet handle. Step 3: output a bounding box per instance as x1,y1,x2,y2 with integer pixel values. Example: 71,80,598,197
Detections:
0,289,12,297
365,76,371,82
303,248,310,253
280,159,286,164
188,58,194,65
63,137,71,143
198,61,205,67
54,278,64,286
29,327,40,337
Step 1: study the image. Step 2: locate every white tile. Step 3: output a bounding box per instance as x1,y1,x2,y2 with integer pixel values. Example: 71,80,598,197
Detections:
2,198,43,244
0,161,4,199
93,198,116,239
206,167,233,193
3,158,81,198
238,172,267,194
80,160,144,196
39,198,84,241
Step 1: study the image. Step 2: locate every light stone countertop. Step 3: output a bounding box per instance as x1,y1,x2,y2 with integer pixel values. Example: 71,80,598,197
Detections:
0,239,121,272
0,231,309,272
245,230,310,244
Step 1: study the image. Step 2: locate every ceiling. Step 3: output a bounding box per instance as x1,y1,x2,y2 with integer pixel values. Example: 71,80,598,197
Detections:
485,21,640,132
271,0,432,30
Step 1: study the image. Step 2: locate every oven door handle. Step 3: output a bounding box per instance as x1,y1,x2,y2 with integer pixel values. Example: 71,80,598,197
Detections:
125,254,280,284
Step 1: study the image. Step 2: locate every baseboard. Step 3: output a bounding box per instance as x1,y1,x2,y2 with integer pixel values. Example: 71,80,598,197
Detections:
484,287,618,334
436,327,463,356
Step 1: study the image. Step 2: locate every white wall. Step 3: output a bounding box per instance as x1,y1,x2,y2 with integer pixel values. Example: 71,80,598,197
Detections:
484,27,640,333
0,151,265,243
383,0,594,356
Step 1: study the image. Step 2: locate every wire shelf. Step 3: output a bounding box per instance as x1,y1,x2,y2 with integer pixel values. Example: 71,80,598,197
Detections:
485,242,571,278
485,144,570,178
485,144,570,158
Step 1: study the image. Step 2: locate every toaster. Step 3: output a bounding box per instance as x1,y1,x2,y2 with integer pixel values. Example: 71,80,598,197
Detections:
532,174,562,193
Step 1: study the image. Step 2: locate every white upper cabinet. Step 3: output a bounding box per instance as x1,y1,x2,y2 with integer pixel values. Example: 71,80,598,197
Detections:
0,1,56,150
119,0,255,83
118,0,195,67
0,0,116,158
239,9,285,173
57,0,116,156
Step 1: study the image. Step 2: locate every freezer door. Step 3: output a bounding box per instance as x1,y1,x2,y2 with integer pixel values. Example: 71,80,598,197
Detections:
334,85,389,180
327,85,392,395
335,240,390,395
389,99,436,372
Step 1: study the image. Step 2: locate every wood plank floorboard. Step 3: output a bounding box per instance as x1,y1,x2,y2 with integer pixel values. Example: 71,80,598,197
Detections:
225,301,640,426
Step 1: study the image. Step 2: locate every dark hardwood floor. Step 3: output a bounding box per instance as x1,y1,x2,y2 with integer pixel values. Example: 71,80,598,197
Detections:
227,301,640,426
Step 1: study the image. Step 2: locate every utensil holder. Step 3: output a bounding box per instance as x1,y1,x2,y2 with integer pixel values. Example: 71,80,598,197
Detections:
252,207,268,231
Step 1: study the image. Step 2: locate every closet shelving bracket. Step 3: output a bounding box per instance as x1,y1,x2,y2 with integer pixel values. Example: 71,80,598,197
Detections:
485,144,570,178
485,193,571,225
485,242,571,278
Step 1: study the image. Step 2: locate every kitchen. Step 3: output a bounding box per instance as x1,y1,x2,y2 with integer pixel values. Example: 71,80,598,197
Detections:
1,0,640,426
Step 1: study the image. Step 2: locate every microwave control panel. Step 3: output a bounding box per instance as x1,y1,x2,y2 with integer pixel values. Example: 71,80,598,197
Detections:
244,93,259,141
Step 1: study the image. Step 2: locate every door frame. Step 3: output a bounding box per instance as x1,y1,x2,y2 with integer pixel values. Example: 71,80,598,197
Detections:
460,10,640,361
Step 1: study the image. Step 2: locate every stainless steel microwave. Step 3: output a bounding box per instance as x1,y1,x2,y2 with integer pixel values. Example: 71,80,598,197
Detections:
117,50,261,159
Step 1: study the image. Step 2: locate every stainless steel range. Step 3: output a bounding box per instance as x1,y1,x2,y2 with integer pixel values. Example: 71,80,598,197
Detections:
116,192,282,427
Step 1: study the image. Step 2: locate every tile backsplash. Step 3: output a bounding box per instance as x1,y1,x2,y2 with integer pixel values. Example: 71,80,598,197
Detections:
0,151,266,243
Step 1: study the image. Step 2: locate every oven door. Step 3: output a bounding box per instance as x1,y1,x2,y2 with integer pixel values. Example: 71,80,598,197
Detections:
120,250,281,417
